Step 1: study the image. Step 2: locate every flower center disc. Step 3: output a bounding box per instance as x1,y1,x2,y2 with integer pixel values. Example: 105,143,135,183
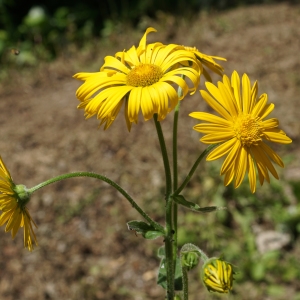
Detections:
126,63,163,87
233,114,263,147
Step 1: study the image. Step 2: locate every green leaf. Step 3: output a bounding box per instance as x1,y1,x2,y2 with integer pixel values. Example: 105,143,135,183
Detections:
157,258,167,289
143,230,164,240
127,220,153,232
173,195,226,213
127,220,165,239
157,256,183,291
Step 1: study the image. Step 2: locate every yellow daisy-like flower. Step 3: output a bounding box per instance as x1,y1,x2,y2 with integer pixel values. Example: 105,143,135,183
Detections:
183,46,226,82
190,71,292,193
202,258,234,294
74,27,200,130
0,156,37,251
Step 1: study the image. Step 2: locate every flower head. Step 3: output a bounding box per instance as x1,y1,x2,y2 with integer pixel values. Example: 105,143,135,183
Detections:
74,27,200,131
183,46,226,82
190,71,292,193
0,156,37,251
202,258,234,294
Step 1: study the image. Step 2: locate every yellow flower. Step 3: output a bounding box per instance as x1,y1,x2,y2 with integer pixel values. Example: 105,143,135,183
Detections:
190,71,292,193
202,258,234,294
0,156,37,251
74,27,200,131
183,46,226,82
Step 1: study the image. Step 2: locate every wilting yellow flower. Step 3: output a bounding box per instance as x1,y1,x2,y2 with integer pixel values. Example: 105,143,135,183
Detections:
183,46,226,82
190,71,292,193
202,258,233,294
0,156,37,251
74,27,200,130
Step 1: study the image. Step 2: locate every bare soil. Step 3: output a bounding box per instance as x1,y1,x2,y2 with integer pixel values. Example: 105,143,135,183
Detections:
0,3,300,299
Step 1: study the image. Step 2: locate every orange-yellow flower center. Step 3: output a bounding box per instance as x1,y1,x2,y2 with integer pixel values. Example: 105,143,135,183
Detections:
126,63,163,87
233,113,263,147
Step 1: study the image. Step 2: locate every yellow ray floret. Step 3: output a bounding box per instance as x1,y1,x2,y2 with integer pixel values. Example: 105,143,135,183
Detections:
74,27,200,131
190,71,292,193
0,156,37,251
202,258,234,293
182,46,226,82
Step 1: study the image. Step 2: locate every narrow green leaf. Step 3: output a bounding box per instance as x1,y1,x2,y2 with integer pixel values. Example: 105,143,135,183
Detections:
173,195,226,213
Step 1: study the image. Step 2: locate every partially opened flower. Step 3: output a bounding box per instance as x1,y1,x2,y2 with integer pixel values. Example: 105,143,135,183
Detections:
190,71,292,193
74,27,200,130
183,46,226,82
0,156,37,251
202,258,234,293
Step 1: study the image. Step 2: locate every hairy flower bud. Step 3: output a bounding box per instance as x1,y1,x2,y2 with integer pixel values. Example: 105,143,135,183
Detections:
181,251,200,271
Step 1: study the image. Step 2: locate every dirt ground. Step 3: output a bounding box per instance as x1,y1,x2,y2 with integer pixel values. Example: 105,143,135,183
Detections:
0,3,300,300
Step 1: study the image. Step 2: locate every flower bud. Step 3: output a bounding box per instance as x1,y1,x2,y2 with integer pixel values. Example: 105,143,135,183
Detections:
201,258,234,293
181,251,199,271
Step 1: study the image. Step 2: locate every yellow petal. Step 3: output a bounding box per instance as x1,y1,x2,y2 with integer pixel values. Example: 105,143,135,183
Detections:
242,73,251,114
264,129,292,144
200,90,233,121
124,99,133,132
221,141,241,175
253,146,279,179
251,147,270,183
138,27,157,51
189,112,231,126
247,151,256,193
262,118,279,129
101,56,130,74
200,132,234,144
234,146,247,188
259,103,274,120
250,80,258,112
0,209,13,226
217,81,238,116
141,87,155,120
224,165,235,186
231,71,242,112
252,93,268,117
161,75,188,99
207,138,237,161
97,86,133,119
194,123,231,134
11,210,22,238
260,142,284,167
5,207,20,232
127,86,142,123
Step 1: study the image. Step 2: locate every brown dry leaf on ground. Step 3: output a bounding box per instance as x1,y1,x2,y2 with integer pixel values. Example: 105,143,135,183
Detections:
0,3,299,300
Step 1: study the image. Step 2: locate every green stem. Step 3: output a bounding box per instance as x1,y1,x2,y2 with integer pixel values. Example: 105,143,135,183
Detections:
153,114,172,197
173,144,219,196
172,101,180,268
153,114,174,300
165,196,174,300
28,172,164,233
181,266,189,300
173,99,181,191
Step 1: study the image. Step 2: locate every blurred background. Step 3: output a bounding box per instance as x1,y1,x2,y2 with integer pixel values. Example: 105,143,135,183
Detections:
0,0,300,299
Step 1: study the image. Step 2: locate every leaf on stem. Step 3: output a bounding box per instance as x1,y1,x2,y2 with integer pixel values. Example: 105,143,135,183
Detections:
127,220,165,240
157,253,183,291
173,195,226,213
